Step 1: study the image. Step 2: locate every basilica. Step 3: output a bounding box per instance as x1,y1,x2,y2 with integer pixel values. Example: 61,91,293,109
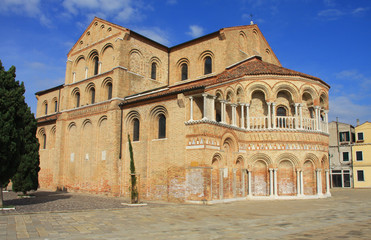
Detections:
35,17,330,202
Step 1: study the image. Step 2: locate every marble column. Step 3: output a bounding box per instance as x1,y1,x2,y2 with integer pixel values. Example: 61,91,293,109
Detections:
300,170,304,196
272,103,276,129
231,104,237,126
240,103,245,128
246,104,250,130
296,169,301,196
299,104,303,129
274,168,278,197
189,96,194,121
316,169,322,195
294,103,299,129
267,102,272,129
202,93,208,120
221,100,226,123
85,67,88,79
98,61,102,74
248,169,252,197
314,106,320,131
325,170,330,195
269,168,274,196
211,96,216,121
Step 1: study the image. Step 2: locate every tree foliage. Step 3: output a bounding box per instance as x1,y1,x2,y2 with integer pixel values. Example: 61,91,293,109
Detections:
128,134,138,203
0,60,40,206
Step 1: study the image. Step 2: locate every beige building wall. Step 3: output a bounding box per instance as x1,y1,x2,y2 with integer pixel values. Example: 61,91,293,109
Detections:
353,122,371,188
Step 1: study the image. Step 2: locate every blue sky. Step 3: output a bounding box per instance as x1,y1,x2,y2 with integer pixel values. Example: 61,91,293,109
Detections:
0,0,370,126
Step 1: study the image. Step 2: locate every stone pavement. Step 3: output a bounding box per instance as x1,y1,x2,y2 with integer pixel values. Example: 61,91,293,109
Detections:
1,188,371,239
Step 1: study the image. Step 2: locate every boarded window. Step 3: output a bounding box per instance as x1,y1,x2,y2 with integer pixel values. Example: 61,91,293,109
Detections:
151,63,157,80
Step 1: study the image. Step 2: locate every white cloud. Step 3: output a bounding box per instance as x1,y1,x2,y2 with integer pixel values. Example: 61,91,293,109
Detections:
187,25,204,38
135,28,171,46
329,96,371,125
352,7,369,16
167,0,177,5
62,0,142,23
317,9,344,19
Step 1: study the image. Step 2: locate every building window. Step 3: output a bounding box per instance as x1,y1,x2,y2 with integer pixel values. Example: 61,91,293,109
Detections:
358,132,364,141
133,118,140,141
204,56,212,75
54,100,58,112
151,63,157,80
75,92,80,107
352,133,356,143
107,83,112,100
158,114,166,139
93,56,99,75
181,63,188,80
339,131,350,142
357,170,365,181
44,103,48,115
276,107,287,116
356,151,363,161
342,152,349,162
90,88,95,104
42,134,46,149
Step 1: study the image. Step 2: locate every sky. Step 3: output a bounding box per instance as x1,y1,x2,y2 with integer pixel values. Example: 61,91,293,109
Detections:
0,0,370,126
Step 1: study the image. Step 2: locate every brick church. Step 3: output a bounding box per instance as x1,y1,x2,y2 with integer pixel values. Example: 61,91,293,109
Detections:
35,17,331,202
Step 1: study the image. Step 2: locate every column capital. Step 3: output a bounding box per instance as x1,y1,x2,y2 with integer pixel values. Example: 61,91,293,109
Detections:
230,103,238,107
271,102,277,106
239,103,246,107
323,109,329,114
245,103,250,107
294,103,301,107
201,93,209,97
269,168,274,171
85,66,89,70
316,168,322,172
189,96,193,100
314,105,321,110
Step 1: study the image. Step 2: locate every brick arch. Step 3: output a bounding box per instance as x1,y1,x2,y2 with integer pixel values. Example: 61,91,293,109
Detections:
275,153,299,168
303,153,320,168
236,85,245,103
272,81,300,103
100,43,114,73
129,49,144,75
225,87,236,103
245,82,271,102
277,160,296,196
319,92,329,110
221,132,239,153
149,105,168,139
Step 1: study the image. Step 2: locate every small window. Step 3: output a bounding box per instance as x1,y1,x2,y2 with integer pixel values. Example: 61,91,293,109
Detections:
42,134,46,149
204,56,212,75
357,170,365,181
76,92,80,107
358,132,364,141
93,56,99,75
158,114,166,139
352,133,356,143
54,100,58,112
339,132,350,142
342,152,349,162
107,83,112,100
151,63,157,80
276,107,287,116
181,63,188,81
356,151,363,161
133,118,140,141
90,88,95,104
44,103,48,115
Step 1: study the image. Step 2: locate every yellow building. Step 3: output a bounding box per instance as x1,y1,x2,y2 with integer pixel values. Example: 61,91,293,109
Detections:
353,122,371,188
35,17,331,202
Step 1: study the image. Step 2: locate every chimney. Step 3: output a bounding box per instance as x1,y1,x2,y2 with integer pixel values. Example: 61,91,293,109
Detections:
357,119,360,126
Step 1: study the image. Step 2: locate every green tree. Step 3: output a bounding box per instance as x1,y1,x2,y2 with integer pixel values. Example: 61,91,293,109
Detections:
128,135,138,203
11,104,40,195
0,61,24,207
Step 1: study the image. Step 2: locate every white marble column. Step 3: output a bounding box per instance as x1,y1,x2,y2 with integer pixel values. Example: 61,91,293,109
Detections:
272,103,276,129
72,72,76,83
316,169,322,195
299,104,303,129
324,110,329,133
300,170,304,196
269,168,274,196
325,170,330,195
242,169,246,196
240,103,245,129
231,104,237,126
267,102,272,129
189,96,194,121
221,100,226,123
314,106,320,131
98,61,102,74
211,96,216,121
296,169,301,196
274,168,278,197
202,93,208,120
294,103,299,129
85,67,88,79
246,104,250,130
248,169,252,197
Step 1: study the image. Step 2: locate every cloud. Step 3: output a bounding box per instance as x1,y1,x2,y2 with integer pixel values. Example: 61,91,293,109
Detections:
352,7,369,16
135,27,171,46
187,25,204,38
318,7,369,20
329,96,371,125
62,0,144,24
167,0,177,4
0,0,52,27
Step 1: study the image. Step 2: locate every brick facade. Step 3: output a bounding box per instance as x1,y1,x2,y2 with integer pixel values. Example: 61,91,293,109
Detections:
35,17,331,202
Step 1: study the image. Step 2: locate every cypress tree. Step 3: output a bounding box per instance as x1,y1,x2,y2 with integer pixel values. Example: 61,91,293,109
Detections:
11,105,40,195
0,60,24,207
128,134,138,203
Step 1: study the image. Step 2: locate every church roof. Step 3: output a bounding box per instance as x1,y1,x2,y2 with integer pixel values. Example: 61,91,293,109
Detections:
216,56,329,87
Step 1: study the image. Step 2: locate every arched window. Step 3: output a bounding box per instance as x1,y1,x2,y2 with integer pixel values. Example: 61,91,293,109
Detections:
181,63,188,80
75,92,80,107
93,56,99,75
277,107,287,116
54,100,58,112
44,103,48,115
158,114,166,139
204,56,212,75
151,63,157,80
90,88,95,104
107,82,112,100
42,134,46,149
133,118,140,141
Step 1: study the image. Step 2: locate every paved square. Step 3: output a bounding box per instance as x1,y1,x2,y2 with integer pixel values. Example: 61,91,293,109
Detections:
1,189,371,239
